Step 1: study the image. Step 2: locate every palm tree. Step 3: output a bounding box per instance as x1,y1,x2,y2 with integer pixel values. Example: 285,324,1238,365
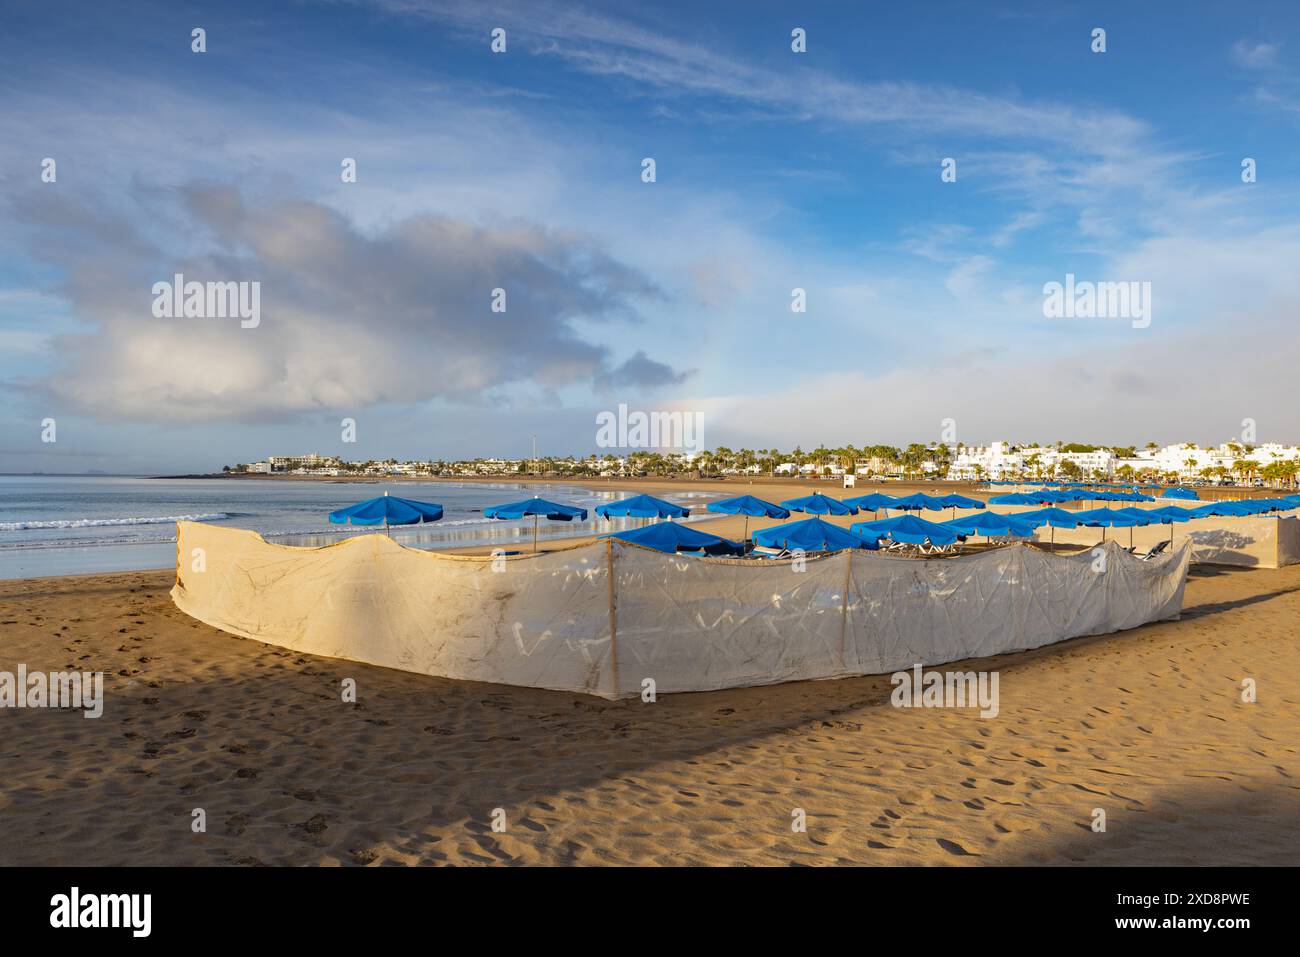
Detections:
1024,453,1043,481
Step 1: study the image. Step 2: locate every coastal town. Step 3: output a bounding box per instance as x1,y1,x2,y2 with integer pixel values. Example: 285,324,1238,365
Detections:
224,440,1300,488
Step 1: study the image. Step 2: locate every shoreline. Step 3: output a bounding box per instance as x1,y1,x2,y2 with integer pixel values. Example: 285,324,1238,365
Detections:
157,470,1286,501
5,474,1289,581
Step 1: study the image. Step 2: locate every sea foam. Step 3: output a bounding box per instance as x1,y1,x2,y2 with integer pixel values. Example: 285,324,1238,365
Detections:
0,513,229,531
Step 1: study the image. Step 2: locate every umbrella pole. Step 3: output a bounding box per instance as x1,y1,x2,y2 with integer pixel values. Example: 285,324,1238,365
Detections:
534,515,539,553
743,515,750,542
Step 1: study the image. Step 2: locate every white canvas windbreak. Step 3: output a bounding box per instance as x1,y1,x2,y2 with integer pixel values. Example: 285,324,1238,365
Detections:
172,521,1190,699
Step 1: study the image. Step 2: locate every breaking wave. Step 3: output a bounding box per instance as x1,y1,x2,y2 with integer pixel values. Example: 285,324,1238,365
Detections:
0,513,229,531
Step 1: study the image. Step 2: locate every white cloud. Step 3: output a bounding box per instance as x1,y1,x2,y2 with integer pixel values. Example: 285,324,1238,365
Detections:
12,186,679,422
1232,40,1281,71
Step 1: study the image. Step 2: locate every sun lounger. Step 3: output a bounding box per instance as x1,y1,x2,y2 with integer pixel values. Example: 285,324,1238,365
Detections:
1137,540,1170,561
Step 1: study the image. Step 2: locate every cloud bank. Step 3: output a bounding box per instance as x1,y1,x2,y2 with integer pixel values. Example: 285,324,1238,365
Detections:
12,184,680,422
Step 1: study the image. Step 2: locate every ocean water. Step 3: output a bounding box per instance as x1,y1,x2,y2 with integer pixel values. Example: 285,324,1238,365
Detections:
0,476,720,579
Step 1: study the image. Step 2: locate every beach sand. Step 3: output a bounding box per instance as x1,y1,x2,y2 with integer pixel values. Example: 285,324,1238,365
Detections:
2,556,1297,866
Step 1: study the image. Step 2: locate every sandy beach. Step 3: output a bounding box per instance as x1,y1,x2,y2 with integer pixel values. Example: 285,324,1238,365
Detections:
3,548,1297,866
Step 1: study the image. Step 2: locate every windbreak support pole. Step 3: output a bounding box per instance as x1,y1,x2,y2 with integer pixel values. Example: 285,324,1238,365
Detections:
838,550,853,673
605,538,619,698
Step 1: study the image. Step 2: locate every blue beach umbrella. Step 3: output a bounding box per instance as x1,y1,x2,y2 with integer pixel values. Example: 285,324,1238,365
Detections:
601,521,742,556
328,490,444,537
843,492,899,517
1110,507,1157,546
1015,507,1083,529
942,511,1035,539
1161,487,1200,500
1148,505,1200,521
706,495,790,541
1145,504,1197,544
1190,501,1253,518
1092,489,1142,504
936,493,986,510
1111,507,1156,524
1037,488,1087,503
925,492,988,520
779,492,858,517
1254,498,1298,512
752,517,876,552
594,493,689,520
851,514,960,547
1073,506,1144,543
1074,507,1144,526
888,493,950,513
1112,491,1157,503
988,492,1042,506
1013,506,1083,548
484,495,588,552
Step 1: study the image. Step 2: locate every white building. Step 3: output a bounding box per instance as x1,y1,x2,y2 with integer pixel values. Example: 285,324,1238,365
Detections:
268,453,332,472
1115,443,1300,481
947,442,1024,480
946,443,1116,481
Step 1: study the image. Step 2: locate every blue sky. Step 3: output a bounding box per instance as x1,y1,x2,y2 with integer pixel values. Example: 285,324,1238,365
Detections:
2,0,1299,472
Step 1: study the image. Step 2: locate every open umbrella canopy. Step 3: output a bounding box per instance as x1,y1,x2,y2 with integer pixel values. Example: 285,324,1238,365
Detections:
988,492,1043,506
594,494,689,519
936,493,986,510
1258,498,1299,512
483,496,588,521
1146,505,1198,523
1111,507,1157,525
1235,498,1294,514
1080,490,1117,501
851,514,961,546
1191,501,1254,518
752,517,876,552
778,492,858,516
888,493,950,512
328,493,444,526
1014,507,1084,529
1111,491,1157,503
942,511,1035,538
601,521,742,556
1072,507,1144,527
843,492,899,511
1038,488,1088,503
705,495,790,519
1161,487,1200,500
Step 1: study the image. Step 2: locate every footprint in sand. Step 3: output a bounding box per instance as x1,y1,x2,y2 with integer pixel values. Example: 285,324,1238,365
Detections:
295,813,328,835
937,838,976,856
